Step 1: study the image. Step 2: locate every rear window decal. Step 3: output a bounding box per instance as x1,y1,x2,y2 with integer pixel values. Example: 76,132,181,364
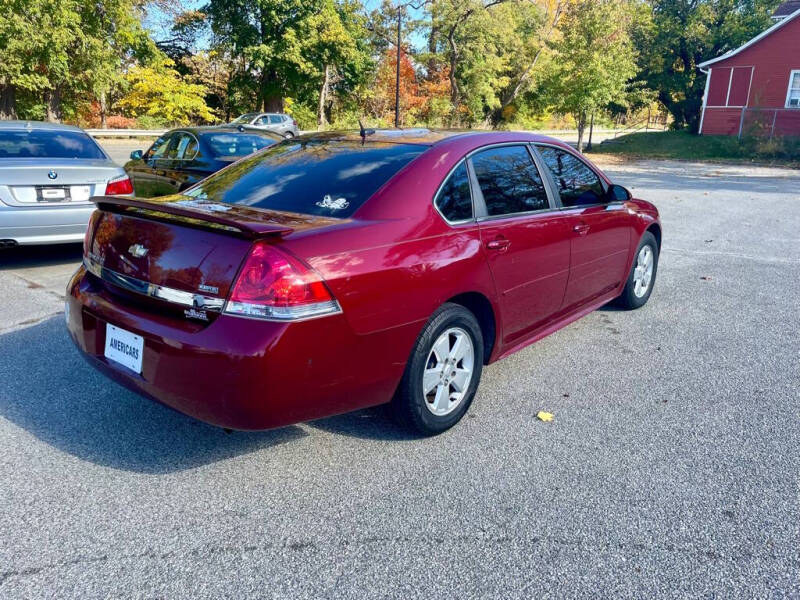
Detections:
316,195,350,211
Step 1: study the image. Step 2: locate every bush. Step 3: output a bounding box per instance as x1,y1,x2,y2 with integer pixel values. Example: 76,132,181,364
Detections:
284,98,317,131
136,115,169,130
105,115,137,129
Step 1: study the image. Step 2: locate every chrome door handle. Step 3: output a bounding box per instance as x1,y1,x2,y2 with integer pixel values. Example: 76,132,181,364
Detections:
573,223,590,235
486,238,511,251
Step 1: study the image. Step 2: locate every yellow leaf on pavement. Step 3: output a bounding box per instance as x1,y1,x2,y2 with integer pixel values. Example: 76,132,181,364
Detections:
536,411,554,422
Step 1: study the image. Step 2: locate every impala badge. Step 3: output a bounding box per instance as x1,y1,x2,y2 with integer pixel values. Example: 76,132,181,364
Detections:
128,244,148,258
198,283,219,294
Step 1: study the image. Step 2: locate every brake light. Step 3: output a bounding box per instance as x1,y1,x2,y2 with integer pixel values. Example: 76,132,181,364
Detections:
224,242,340,320
105,175,133,196
292,119,298,127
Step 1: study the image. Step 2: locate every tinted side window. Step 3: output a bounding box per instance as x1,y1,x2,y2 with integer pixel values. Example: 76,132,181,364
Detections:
471,146,549,216
269,115,282,124
435,162,472,222
173,133,198,160
537,146,605,207
148,135,171,159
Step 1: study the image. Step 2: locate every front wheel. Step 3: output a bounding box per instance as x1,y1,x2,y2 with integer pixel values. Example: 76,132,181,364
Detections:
392,303,484,435
616,231,659,309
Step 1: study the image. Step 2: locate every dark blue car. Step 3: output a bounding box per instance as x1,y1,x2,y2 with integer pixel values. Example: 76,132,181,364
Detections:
124,126,282,198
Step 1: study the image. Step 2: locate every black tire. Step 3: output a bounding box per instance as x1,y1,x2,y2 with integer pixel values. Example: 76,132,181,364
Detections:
616,231,659,310
284,131,295,138
392,303,484,435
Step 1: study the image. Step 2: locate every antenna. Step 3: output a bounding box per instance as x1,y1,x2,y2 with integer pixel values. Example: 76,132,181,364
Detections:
358,119,375,144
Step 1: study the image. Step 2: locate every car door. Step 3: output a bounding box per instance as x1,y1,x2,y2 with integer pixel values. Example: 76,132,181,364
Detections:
470,144,571,342
161,131,200,193
128,133,173,197
535,144,632,310
268,114,287,136
253,114,270,129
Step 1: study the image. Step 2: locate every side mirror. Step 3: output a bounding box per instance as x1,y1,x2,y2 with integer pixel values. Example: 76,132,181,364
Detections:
130,149,143,160
608,184,631,202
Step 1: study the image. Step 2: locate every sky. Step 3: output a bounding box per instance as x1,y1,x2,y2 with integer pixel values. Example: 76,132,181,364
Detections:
142,0,428,53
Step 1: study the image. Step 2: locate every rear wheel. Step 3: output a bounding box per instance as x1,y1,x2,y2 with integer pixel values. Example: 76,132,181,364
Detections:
392,303,483,435
284,131,295,138
616,231,658,309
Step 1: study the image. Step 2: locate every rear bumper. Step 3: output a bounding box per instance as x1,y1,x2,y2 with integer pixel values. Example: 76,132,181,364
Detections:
0,204,94,244
66,266,418,430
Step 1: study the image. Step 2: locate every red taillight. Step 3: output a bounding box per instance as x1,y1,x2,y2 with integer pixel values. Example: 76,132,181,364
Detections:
105,175,133,196
224,242,339,320
292,119,298,127
83,211,100,257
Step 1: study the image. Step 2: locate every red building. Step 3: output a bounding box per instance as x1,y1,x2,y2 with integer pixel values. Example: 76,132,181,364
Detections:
698,5,800,137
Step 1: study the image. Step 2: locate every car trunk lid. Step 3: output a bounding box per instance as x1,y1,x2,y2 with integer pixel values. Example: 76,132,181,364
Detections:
85,195,344,323
0,158,121,206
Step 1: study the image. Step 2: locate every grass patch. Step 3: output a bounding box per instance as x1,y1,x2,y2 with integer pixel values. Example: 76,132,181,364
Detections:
588,130,800,166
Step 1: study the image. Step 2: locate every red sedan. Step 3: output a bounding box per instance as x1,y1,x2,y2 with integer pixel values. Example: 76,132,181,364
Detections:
66,130,661,435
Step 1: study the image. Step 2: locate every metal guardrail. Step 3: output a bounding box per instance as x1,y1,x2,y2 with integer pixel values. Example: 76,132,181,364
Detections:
86,129,166,138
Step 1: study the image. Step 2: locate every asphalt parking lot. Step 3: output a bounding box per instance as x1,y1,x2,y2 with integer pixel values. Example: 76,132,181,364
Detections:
1,150,798,597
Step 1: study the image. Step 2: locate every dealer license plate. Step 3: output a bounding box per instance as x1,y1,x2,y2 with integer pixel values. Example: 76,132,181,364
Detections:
104,323,144,374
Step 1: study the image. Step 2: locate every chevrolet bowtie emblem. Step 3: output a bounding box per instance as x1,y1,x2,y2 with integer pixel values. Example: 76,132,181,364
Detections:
128,244,149,258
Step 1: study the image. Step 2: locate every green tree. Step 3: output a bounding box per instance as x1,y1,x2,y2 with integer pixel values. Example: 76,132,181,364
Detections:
0,0,157,122
635,0,780,132
546,0,637,151
203,0,320,112
302,0,370,128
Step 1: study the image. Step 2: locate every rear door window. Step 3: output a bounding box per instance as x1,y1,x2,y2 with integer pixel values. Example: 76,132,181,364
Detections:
172,133,198,160
184,139,425,217
435,162,473,222
269,115,282,124
470,145,550,216
536,145,605,207
0,130,106,159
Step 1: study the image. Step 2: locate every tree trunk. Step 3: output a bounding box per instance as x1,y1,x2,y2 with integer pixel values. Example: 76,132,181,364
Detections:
99,91,108,128
318,64,329,130
260,70,282,112
586,112,595,151
576,111,586,153
0,82,16,120
45,87,62,122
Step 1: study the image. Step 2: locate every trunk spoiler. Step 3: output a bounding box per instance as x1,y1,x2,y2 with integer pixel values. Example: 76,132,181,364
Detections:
93,195,309,238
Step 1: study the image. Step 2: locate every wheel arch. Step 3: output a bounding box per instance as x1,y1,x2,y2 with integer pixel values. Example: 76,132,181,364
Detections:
446,292,497,365
646,222,662,251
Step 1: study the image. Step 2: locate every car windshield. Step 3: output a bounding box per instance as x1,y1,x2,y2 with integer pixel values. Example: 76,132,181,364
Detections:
200,133,278,158
0,130,106,159
184,139,426,217
231,113,259,124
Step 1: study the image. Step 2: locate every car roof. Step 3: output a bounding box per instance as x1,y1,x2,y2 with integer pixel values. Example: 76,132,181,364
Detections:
293,128,572,149
164,125,284,138
0,120,86,132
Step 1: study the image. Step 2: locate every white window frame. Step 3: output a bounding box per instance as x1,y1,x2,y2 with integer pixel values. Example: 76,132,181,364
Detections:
785,70,800,109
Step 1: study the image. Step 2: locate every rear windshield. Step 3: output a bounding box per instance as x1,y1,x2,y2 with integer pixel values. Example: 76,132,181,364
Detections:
0,130,106,159
200,132,278,158
183,139,426,217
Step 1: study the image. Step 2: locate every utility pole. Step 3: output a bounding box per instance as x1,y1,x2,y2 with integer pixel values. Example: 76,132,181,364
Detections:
395,11,401,128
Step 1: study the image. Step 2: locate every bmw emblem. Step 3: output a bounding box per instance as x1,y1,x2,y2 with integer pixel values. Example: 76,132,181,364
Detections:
47,170,57,180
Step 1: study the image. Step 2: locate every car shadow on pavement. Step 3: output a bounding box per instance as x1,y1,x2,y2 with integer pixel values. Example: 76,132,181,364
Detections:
0,243,83,270
0,317,306,474
308,406,421,442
